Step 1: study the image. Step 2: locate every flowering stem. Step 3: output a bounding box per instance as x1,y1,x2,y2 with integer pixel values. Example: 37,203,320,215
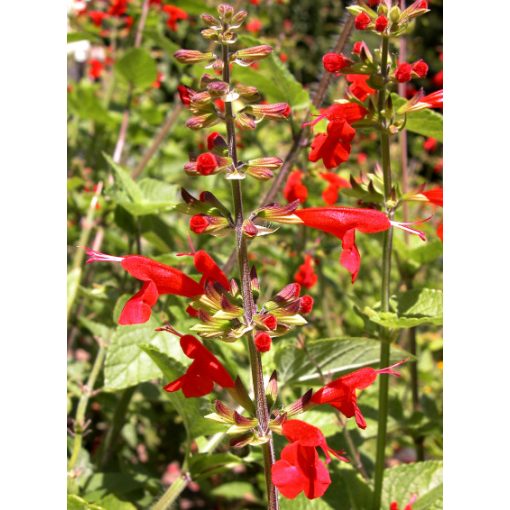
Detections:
372,35,395,510
221,40,279,510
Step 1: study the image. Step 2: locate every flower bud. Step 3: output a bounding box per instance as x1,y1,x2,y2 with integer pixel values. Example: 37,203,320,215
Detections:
174,49,216,64
207,80,229,97
207,132,228,151
262,314,278,330
354,12,371,30
299,295,314,314
197,152,219,175
412,59,428,78
389,5,401,23
248,102,291,120
177,84,193,106
185,113,218,130
217,3,234,21
322,52,352,73
201,28,220,41
352,41,364,55
395,62,412,83
235,84,261,102
230,10,248,28
375,15,388,32
234,112,257,130
254,332,272,353
256,201,303,224
190,215,231,236
201,13,221,29
233,45,273,66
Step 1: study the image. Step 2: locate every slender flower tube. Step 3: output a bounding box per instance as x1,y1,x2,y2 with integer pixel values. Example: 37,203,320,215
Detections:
85,248,229,324
311,361,406,429
294,208,426,282
163,334,235,397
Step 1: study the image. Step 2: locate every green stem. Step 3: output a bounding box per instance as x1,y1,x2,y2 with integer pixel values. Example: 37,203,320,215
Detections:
372,36,395,510
221,38,279,510
68,342,106,472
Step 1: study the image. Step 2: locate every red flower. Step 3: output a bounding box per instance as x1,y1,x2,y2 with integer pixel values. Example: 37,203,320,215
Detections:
420,89,443,109
85,249,229,324
354,12,371,30
345,74,375,101
423,137,438,152
88,10,108,26
162,5,188,31
295,207,426,282
246,18,263,33
422,187,443,207
163,335,235,397
88,59,104,80
294,254,318,289
299,295,314,314
433,69,443,88
395,63,413,83
284,170,308,203
151,71,164,89
195,152,219,175
272,420,347,500
320,172,351,205
352,41,366,55
390,494,417,510
254,332,272,352
412,59,428,78
177,84,193,106
311,361,406,429
108,0,128,17
375,15,388,32
322,52,352,74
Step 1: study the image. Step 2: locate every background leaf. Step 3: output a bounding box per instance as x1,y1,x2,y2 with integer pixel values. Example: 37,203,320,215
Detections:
115,48,157,90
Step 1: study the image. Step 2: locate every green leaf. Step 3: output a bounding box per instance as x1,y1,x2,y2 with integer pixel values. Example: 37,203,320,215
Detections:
140,343,226,438
170,0,216,15
103,154,143,202
115,48,157,90
104,317,189,392
188,452,246,479
274,337,412,385
364,288,443,328
68,85,114,125
143,29,179,58
67,32,100,43
382,461,443,510
210,481,257,501
233,36,310,110
79,317,114,343
67,495,104,510
98,495,137,510
392,93,443,141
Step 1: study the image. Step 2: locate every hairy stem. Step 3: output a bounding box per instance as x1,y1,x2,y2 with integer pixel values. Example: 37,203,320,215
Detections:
221,39,279,510
372,35,395,510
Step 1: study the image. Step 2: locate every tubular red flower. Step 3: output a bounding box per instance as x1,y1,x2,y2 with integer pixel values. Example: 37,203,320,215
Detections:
162,4,188,31
395,63,413,83
375,15,388,32
272,420,348,500
422,187,443,207
254,332,272,352
346,74,376,101
354,12,371,30
163,335,235,397
322,52,352,74
294,254,318,289
412,59,428,78
284,170,308,204
294,207,426,282
193,250,230,291
311,361,406,429
195,152,219,175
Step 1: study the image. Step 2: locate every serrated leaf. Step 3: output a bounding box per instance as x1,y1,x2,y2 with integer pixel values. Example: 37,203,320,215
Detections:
103,317,188,391
364,288,443,328
233,36,310,110
382,461,443,510
392,93,443,141
79,317,113,343
140,343,226,438
274,337,411,385
115,48,157,90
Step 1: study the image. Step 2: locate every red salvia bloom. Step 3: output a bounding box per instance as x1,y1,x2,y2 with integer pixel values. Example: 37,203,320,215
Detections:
320,172,351,205
88,10,108,26
163,335,235,397
85,249,229,324
346,74,376,101
422,187,443,207
322,52,352,74
177,84,193,106
88,59,104,80
108,0,128,17
420,89,443,109
295,207,426,282
299,295,314,314
195,152,219,175
246,18,263,33
272,420,348,500
162,4,188,31
294,254,318,289
395,62,413,83
375,15,388,32
423,137,438,152
311,361,406,429
412,59,429,78
283,170,308,203
354,12,371,30
254,332,272,353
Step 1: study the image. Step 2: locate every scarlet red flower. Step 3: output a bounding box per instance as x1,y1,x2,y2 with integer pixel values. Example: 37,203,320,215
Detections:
262,314,278,330
420,89,443,109
390,494,417,510
272,420,347,500
311,361,406,429
395,63,413,83
421,187,443,207
354,12,371,30
189,215,209,234
322,53,352,74
299,295,314,314
375,15,388,32
320,172,351,205
294,254,318,289
85,248,229,324
108,0,128,17
352,41,366,55
284,170,308,203
88,10,108,26
246,18,263,33
195,152,218,175
412,59,429,78
163,335,235,397
346,74,375,101
433,69,443,88
423,137,438,152
177,84,193,106
295,207,426,282
88,59,104,80
254,332,272,352
162,4,188,31
151,71,164,89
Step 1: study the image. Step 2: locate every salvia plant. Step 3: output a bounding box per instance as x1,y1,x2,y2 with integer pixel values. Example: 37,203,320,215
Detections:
67,1,443,509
